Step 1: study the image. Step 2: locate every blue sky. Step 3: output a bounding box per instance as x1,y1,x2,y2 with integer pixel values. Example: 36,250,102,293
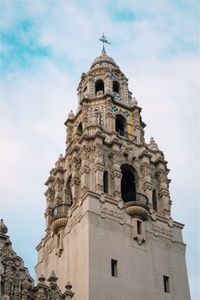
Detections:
0,0,199,299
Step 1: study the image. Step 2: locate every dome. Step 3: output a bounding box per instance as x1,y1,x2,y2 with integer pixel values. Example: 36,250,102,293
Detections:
90,48,118,69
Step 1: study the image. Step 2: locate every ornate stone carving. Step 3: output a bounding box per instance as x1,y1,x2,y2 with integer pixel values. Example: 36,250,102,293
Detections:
99,204,124,222
151,222,173,238
0,222,75,299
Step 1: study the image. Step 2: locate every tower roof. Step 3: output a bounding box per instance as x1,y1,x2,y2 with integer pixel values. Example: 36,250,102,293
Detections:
90,49,118,69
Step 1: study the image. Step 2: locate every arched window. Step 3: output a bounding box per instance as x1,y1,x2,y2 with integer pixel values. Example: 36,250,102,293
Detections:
152,189,157,211
66,176,72,206
103,171,108,193
113,81,119,94
121,165,136,202
95,79,104,94
77,122,83,135
116,114,126,136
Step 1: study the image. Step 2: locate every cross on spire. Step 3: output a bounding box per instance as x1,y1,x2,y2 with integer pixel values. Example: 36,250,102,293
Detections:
99,33,111,54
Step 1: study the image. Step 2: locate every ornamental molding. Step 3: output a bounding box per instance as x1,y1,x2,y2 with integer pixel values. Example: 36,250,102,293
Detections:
99,203,125,223
151,222,173,238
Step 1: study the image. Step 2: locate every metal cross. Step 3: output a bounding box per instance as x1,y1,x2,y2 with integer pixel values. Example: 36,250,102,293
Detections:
99,34,111,53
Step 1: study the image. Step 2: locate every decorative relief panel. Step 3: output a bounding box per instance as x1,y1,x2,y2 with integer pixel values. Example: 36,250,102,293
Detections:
151,222,173,238
99,203,125,224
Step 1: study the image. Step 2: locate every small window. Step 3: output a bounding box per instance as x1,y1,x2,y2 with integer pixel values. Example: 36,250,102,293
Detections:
57,233,60,248
113,81,119,93
66,176,72,206
137,220,142,235
111,259,118,277
103,171,108,193
163,275,170,293
77,122,83,135
152,189,157,212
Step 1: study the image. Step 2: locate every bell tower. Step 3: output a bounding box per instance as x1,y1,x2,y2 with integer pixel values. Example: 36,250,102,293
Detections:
35,46,190,300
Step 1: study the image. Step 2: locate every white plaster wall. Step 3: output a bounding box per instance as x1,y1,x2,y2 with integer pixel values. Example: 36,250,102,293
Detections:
35,213,89,299
88,212,190,300
36,195,190,300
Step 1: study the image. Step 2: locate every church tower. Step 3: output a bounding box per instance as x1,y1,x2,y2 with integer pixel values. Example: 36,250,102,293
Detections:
35,45,190,300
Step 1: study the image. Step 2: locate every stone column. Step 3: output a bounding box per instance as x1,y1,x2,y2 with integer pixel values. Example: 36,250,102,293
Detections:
35,275,46,300
132,107,141,144
156,162,170,217
44,176,55,230
94,140,104,193
104,72,112,94
105,97,113,132
71,151,80,202
139,156,153,205
80,144,90,194
54,171,64,205
111,145,122,198
66,111,75,145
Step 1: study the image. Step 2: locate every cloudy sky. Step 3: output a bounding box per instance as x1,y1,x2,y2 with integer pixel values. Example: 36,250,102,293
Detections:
0,0,199,298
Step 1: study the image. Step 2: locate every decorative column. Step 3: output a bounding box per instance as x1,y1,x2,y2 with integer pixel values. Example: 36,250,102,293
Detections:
82,102,89,130
54,171,64,206
156,161,170,217
104,72,112,94
21,277,31,300
80,143,90,194
105,97,113,132
111,143,122,198
132,107,141,144
94,138,104,193
139,152,153,205
66,111,75,146
35,275,46,300
88,76,95,97
121,78,128,102
71,150,80,203
44,175,55,230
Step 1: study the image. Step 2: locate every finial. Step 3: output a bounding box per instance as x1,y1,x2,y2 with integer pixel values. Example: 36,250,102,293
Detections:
38,274,46,283
47,270,58,283
149,137,159,151
64,282,75,299
0,219,8,235
68,110,74,119
99,33,111,54
132,97,138,106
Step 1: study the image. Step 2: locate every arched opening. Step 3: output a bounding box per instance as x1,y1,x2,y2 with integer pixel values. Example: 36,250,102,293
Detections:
113,81,119,94
121,165,136,202
116,114,126,136
66,176,72,206
152,189,157,211
103,171,108,193
95,79,104,94
77,122,83,135
83,86,87,93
